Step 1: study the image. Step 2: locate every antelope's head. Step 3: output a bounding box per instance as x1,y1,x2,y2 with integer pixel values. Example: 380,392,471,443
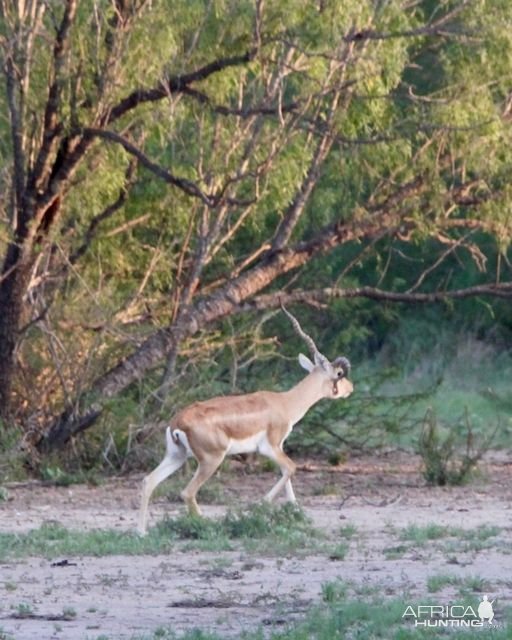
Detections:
282,305,354,400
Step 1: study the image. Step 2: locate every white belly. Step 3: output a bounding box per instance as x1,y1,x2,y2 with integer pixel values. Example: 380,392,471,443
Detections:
226,432,265,455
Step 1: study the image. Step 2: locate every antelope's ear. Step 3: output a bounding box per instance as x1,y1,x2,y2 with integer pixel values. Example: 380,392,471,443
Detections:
298,353,315,372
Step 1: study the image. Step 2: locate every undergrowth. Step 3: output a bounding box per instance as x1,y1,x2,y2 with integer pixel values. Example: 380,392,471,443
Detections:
418,407,500,485
2,324,510,478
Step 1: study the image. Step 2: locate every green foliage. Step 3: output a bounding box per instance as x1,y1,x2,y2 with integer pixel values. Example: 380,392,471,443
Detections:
39,464,101,487
2,0,512,467
0,424,26,482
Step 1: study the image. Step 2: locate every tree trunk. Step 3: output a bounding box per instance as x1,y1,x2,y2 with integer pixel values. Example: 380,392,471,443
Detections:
0,195,63,424
0,243,33,422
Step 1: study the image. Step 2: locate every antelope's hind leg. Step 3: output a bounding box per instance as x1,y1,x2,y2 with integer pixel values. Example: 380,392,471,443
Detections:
180,453,225,517
137,429,187,535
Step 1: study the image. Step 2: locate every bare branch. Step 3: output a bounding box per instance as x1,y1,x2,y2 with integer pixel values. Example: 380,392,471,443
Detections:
82,127,215,205
271,129,333,250
271,48,356,250
344,0,474,43
406,230,488,294
181,86,300,118
28,0,78,192
105,49,257,125
1,1,47,220
242,282,512,311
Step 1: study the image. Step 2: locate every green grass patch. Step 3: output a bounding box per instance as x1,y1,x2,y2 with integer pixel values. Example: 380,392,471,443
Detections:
0,504,317,561
338,523,358,538
384,544,409,559
325,523,357,559
13,602,34,619
157,502,316,554
128,592,512,639
0,521,176,560
222,502,311,539
396,523,503,560
39,464,102,487
327,542,349,560
399,523,501,547
399,523,458,543
426,573,494,597
445,526,504,554
427,573,462,593
458,575,493,595
463,525,502,541
321,578,350,602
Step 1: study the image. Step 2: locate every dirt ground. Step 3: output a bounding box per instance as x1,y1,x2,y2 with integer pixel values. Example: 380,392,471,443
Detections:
1,450,512,639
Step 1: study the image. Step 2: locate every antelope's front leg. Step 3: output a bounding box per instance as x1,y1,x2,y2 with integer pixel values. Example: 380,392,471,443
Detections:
284,478,297,503
262,446,297,503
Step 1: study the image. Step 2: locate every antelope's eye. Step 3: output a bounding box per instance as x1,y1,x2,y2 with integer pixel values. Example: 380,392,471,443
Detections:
337,370,343,378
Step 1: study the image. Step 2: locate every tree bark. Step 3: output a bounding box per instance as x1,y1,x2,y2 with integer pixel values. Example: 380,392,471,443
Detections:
0,245,33,420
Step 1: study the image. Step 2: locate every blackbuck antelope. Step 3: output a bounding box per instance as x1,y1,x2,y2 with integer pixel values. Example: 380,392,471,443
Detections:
138,307,353,534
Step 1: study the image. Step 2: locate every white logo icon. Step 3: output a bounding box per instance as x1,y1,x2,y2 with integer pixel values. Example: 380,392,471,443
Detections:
478,595,495,624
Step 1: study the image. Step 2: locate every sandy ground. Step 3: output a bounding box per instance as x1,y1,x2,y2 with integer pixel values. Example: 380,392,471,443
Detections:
1,451,512,639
